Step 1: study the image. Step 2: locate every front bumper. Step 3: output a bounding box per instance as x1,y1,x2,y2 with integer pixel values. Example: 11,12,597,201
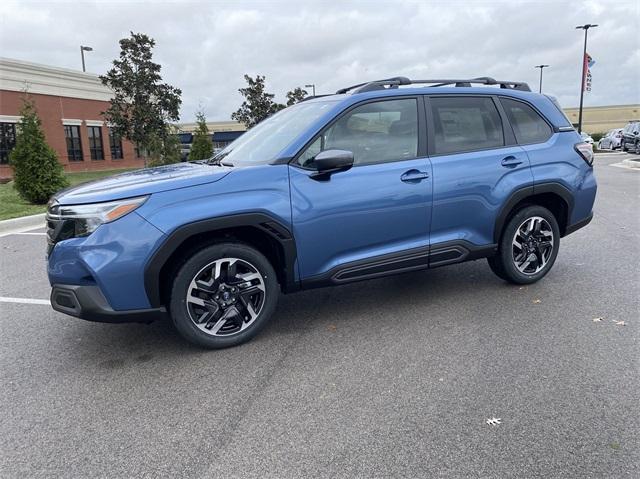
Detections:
51,284,167,324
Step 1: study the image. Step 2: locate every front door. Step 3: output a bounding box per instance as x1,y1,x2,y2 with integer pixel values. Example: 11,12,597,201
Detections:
289,97,433,283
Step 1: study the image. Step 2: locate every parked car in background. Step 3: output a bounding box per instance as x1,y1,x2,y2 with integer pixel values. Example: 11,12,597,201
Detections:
621,121,640,153
46,76,597,349
597,128,623,150
580,132,594,144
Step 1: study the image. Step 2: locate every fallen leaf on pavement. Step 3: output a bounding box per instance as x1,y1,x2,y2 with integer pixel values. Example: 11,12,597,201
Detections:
327,324,337,332
592,317,604,322
613,320,626,326
532,299,542,304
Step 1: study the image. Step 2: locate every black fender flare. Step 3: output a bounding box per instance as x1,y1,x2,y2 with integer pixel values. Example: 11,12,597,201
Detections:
144,213,298,308
493,182,574,243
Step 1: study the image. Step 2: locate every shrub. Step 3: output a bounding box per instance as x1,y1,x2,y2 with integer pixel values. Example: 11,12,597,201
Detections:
146,126,182,167
591,132,605,142
188,111,213,161
9,98,68,204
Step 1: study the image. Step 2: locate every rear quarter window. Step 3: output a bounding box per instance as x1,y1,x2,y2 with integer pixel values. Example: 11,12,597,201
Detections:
500,97,552,145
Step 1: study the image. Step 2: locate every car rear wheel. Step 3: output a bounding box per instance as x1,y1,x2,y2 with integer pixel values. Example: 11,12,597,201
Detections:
489,205,560,285
169,243,279,349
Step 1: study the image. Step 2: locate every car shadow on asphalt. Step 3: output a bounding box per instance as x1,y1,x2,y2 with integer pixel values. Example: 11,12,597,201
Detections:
61,259,521,359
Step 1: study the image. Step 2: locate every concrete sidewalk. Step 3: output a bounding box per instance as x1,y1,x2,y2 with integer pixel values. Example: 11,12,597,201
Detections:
0,213,46,237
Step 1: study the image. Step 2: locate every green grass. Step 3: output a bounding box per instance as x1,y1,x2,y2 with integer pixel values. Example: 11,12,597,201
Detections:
0,168,136,221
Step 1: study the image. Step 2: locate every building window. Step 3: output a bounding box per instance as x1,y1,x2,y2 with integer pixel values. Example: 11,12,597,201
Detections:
109,128,123,159
87,126,104,160
64,125,83,161
0,123,17,164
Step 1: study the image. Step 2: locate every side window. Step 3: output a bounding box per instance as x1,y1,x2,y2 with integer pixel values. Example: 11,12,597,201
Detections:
500,98,552,144
430,96,504,154
295,98,418,168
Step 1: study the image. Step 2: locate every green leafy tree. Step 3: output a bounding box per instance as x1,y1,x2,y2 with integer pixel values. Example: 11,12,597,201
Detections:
231,74,285,128
188,111,213,161
9,97,68,204
146,125,182,167
100,32,182,163
286,87,308,106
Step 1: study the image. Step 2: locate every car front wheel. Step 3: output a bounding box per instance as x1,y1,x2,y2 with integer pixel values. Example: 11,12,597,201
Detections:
489,205,560,285
169,243,279,349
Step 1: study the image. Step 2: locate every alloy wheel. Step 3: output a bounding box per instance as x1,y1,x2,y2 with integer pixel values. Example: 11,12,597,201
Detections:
511,216,554,275
186,257,266,336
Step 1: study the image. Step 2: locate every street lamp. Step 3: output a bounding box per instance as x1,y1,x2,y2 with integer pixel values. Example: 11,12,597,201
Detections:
575,24,598,133
305,84,316,97
534,64,549,93
80,45,93,72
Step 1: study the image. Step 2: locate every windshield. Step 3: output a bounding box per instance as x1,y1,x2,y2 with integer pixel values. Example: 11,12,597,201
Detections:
212,100,337,166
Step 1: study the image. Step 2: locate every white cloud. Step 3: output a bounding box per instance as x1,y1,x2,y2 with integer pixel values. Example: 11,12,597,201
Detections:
1,0,638,121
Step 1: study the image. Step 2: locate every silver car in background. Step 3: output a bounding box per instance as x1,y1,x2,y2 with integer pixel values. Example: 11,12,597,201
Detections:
597,128,623,150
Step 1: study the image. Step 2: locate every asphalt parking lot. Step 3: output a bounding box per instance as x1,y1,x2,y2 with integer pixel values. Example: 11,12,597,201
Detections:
1,152,638,478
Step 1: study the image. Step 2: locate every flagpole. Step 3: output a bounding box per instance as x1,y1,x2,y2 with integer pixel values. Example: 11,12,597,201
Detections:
576,24,598,134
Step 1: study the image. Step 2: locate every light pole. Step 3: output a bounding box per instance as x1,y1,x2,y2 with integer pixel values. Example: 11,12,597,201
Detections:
576,24,597,133
305,84,316,97
80,45,93,72
534,64,549,93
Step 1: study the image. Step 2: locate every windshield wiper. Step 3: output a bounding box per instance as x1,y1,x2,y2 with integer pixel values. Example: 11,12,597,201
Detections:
205,150,233,166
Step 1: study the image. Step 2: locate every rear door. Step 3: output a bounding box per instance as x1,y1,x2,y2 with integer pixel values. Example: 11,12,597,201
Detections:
426,95,532,252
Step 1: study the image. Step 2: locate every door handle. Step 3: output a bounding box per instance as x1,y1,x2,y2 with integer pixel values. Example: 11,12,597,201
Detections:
501,155,523,168
401,169,429,183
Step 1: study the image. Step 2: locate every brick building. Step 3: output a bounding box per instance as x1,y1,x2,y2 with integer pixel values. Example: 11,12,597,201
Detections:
0,57,144,180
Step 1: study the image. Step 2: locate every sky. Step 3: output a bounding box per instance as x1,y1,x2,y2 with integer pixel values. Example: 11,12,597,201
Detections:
1,0,639,122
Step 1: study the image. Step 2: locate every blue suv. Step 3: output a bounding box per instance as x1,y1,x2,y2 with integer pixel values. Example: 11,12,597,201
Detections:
47,77,597,348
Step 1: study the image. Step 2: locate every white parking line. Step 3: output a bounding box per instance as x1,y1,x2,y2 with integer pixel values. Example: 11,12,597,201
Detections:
11,232,46,236
0,296,50,305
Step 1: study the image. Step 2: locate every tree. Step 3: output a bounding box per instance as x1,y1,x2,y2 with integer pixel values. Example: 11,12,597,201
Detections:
286,87,308,106
146,125,182,167
100,32,182,163
188,111,213,161
231,74,284,128
9,97,68,204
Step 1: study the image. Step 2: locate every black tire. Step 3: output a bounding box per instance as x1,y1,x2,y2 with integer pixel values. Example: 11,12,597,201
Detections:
169,242,279,349
489,205,560,285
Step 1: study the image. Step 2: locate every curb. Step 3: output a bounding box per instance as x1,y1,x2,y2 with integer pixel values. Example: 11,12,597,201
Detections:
0,213,46,237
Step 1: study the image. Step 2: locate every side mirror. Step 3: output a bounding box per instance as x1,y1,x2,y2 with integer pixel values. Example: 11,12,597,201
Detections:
311,149,354,180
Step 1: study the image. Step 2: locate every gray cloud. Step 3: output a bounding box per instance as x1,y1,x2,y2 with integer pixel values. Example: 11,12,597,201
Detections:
2,0,638,121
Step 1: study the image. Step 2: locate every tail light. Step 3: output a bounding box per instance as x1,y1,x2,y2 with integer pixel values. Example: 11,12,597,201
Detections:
575,142,594,166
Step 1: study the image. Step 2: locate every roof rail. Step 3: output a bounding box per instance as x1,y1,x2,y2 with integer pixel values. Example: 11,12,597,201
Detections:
336,76,531,94
336,77,412,94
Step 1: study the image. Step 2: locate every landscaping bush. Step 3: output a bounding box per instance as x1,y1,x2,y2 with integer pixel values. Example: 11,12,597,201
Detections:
10,98,68,204
591,132,605,143
188,111,213,161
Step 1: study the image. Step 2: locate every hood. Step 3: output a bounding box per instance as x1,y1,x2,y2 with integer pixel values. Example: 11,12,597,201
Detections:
53,162,233,205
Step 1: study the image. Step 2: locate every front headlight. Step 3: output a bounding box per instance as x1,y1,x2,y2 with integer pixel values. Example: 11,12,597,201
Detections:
47,196,148,237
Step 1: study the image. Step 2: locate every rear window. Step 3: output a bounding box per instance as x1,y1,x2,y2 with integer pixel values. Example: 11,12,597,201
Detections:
500,98,552,144
430,96,504,154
